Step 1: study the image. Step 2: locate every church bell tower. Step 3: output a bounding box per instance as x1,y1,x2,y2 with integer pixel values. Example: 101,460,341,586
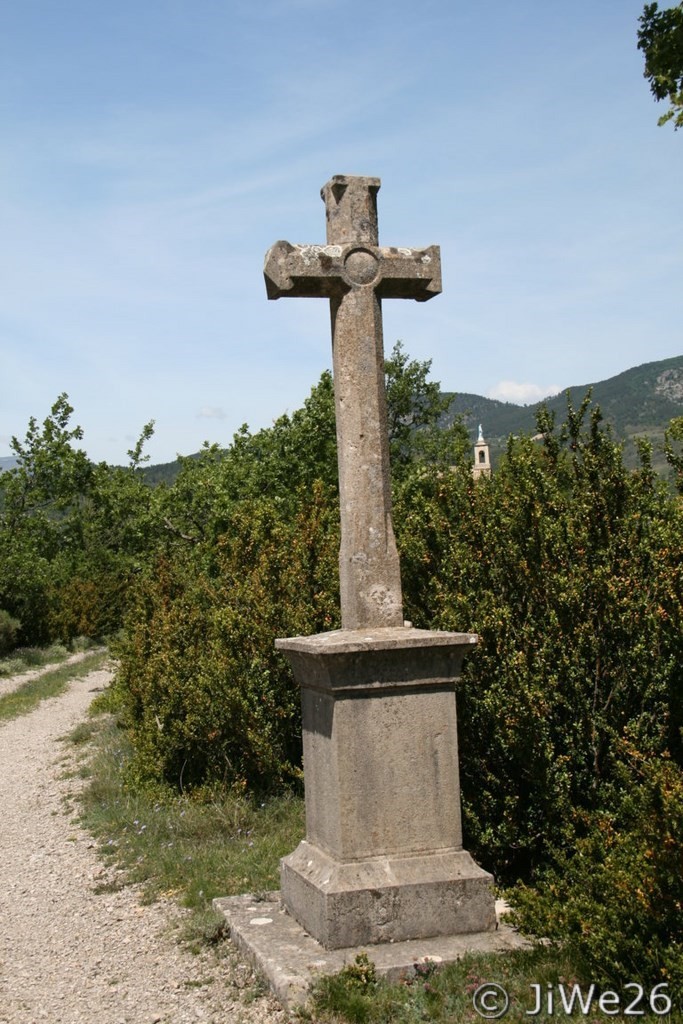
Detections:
472,424,492,480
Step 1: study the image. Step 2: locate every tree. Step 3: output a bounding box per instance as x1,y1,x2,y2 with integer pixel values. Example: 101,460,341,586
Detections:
160,342,466,546
0,395,158,645
638,2,683,128
0,395,93,643
384,340,471,475
664,415,683,490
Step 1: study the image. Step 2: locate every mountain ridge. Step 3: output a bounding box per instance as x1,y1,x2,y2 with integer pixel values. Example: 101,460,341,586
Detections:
2,356,681,480
442,354,683,472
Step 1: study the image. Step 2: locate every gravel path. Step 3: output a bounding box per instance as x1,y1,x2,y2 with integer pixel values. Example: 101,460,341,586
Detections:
0,669,291,1024
0,650,97,699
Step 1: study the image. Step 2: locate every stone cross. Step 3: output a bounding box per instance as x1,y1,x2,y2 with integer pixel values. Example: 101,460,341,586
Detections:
264,175,441,630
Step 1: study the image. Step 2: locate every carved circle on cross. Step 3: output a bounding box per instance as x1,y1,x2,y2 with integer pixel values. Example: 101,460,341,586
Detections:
343,247,379,286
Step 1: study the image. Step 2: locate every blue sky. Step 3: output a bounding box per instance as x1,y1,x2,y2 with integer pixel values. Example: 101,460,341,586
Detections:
1,0,681,465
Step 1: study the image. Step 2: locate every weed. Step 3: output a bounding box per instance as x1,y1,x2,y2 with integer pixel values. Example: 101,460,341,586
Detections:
73,714,304,942
67,720,102,745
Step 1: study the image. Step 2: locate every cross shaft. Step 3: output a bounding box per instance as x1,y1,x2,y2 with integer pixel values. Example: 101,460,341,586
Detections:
264,176,441,629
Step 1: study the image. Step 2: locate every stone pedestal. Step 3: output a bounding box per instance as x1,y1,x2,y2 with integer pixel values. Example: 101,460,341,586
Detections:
275,626,496,950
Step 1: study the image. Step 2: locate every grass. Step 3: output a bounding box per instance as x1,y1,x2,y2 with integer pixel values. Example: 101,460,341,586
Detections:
0,648,111,722
65,711,305,949
0,635,95,677
305,946,683,1023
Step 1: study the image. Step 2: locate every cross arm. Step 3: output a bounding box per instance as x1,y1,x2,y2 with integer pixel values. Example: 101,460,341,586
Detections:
264,241,441,302
375,245,441,301
264,241,344,299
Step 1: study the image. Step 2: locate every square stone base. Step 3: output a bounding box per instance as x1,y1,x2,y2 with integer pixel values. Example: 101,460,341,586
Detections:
281,840,496,949
213,891,530,1009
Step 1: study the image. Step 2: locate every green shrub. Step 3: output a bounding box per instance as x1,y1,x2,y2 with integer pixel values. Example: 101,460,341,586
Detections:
396,403,683,881
0,609,21,655
113,483,339,793
47,570,130,643
509,751,683,999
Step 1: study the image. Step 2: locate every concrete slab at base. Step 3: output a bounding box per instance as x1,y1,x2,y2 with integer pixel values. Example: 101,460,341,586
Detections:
213,891,531,1010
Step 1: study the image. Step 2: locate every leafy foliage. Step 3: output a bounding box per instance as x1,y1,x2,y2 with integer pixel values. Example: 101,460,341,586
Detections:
396,396,683,880
0,610,21,656
510,751,683,999
385,340,466,472
664,415,683,491
0,395,92,644
638,2,683,129
0,394,159,646
114,483,339,792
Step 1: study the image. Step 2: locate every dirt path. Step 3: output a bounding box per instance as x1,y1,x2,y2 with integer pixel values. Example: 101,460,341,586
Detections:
0,650,98,699
0,669,290,1024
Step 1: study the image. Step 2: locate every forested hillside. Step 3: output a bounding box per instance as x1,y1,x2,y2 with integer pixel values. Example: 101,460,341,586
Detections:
1,344,682,996
443,354,683,473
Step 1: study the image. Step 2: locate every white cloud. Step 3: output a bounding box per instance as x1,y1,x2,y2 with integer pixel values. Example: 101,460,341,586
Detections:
487,381,561,405
197,407,227,421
